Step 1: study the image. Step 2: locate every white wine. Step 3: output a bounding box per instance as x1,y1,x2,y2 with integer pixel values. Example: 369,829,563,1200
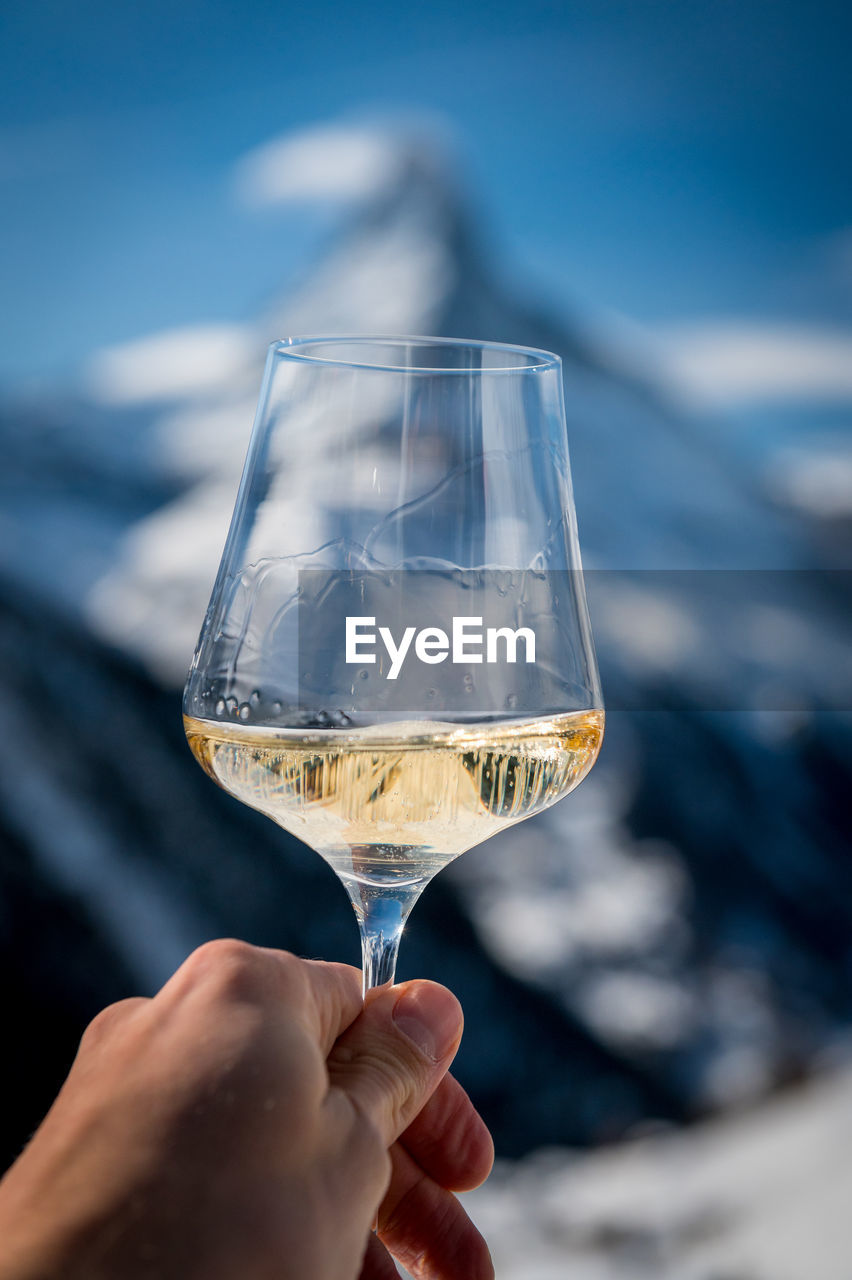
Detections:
184,710,604,888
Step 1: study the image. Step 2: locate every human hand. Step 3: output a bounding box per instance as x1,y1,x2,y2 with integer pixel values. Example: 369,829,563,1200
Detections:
0,941,494,1280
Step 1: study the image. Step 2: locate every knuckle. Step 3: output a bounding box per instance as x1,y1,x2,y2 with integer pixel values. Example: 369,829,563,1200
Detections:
81,997,145,1048
335,1042,401,1096
333,1043,421,1135
187,936,257,972
183,938,265,1000
178,942,313,1021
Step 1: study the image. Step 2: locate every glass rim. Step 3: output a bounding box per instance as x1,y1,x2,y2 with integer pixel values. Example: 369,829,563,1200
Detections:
270,334,561,374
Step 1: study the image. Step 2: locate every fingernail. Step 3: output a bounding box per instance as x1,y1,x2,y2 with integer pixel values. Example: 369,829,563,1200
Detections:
392,983,462,1062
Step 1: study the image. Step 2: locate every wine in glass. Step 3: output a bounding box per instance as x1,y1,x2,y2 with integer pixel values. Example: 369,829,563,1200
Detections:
183,336,603,992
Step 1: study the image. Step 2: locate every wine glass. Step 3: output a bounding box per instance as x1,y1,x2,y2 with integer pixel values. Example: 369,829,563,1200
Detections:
184,336,603,993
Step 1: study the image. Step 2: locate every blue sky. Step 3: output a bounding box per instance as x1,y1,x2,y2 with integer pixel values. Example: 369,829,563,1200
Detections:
2,0,851,386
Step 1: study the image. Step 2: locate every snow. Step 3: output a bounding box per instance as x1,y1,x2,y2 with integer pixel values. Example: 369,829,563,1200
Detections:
656,322,852,405
766,445,852,518
461,1065,852,1280
84,324,255,405
233,124,404,207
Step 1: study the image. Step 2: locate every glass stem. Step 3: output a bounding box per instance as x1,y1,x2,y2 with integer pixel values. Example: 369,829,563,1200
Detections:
347,880,428,995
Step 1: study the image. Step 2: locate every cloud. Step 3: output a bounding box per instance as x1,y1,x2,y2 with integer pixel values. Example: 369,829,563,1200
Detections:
233,124,402,208
655,322,852,405
84,324,255,405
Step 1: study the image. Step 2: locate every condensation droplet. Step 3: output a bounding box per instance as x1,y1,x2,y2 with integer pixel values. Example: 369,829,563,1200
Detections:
225,697,238,716
506,692,519,709
359,669,369,680
250,689,261,706
215,699,226,717
239,703,251,721
272,701,282,715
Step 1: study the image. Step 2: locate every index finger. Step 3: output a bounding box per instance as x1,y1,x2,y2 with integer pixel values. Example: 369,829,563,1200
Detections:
297,955,365,1052
154,940,364,1054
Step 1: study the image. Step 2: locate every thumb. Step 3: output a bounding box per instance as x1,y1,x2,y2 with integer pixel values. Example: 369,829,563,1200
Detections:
326,981,463,1148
